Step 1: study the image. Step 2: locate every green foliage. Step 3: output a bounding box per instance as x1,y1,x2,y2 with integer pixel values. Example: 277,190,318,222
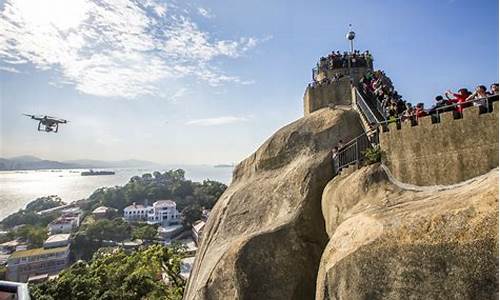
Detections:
14,225,48,249
181,204,202,228
362,145,382,165
30,245,186,300
132,224,158,241
83,219,131,242
0,196,64,229
86,169,226,221
25,196,66,212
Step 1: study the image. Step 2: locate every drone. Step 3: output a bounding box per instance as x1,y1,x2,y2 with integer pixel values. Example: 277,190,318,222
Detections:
23,114,68,133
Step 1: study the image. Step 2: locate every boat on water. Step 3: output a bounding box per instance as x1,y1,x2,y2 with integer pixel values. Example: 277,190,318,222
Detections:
81,170,115,176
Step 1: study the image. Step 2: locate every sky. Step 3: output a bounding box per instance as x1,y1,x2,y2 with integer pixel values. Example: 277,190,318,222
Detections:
0,0,498,165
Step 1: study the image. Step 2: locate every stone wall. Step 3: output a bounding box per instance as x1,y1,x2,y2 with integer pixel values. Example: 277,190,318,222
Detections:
379,103,499,186
315,66,370,83
304,78,352,115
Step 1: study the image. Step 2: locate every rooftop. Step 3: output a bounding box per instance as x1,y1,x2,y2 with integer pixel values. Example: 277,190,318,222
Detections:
9,245,69,259
49,218,75,225
153,200,176,207
92,206,115,214
44,234,70,244
124,203,147,210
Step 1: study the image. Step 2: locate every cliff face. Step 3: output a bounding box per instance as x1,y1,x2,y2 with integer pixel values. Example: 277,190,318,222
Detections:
317,164,499,300
184,107,365,300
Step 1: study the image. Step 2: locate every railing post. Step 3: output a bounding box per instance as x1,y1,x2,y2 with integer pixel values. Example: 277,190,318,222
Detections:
355,140,359,164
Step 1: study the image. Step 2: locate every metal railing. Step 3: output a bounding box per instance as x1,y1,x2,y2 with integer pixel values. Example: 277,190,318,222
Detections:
0,281,30,300
354,88,381,125
377,95,499,128
332,129,379,175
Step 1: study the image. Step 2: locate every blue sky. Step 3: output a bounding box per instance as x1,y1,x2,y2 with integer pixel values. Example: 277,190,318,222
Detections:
0,0,498,164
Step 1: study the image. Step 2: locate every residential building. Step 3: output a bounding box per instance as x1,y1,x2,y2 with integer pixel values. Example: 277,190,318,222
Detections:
0,241,26,255
192,220,206,245
60,208,82,227
147,200,181,225
6,245,70,282
123,203,149,222
92,206,117,219
124,200,181,226
47,217,78,235
47,208,82,235
43,234,70,249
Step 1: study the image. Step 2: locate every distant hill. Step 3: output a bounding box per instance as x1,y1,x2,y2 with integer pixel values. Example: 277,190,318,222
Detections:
64,159,162,168
0,156,162,171
0,157,81,170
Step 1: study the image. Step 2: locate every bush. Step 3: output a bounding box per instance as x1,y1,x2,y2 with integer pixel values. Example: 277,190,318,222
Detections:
362,145,382,165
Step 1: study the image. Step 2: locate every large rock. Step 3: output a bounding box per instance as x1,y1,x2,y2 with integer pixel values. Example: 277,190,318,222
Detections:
317,164,499,300
184,107,364,300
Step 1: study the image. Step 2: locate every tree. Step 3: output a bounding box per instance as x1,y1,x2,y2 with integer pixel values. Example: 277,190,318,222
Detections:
131,224,158,241
84,219,130,242
30,245,186,300
181,204,202,228
15,225,47,249
0,196,63,229
25,196,65,212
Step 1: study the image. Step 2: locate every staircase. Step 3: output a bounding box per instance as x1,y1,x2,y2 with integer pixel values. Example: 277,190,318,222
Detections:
332,85,382,175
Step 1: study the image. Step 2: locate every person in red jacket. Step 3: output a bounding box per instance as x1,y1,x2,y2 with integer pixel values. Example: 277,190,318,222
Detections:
415,103,427,120
445,88,471,113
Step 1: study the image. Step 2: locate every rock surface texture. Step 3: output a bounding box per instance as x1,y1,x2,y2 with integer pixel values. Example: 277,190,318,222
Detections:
317,164,499,300
184,107,364,300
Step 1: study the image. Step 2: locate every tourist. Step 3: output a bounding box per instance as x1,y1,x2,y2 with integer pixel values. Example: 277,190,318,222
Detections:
490,83,499,95
415,103,427,120
401,103,414,122
331,146,339,159
331,146,339,175
467,85,489,112
445,88,471,114
337,140,344,150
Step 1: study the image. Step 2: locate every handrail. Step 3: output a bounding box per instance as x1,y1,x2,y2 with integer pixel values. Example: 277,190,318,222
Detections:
354,87,381,124
332,129,378,175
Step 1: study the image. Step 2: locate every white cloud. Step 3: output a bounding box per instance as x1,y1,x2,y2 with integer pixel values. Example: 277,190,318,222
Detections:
186,116,249,126
0,66,20,73
0,0,263,98
197,7,214,19
168,87,189,102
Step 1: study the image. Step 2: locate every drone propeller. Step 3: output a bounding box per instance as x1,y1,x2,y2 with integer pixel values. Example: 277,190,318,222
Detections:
22,113,35,118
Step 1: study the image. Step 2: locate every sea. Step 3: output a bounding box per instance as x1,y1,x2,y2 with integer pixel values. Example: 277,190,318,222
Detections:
0,166,233,221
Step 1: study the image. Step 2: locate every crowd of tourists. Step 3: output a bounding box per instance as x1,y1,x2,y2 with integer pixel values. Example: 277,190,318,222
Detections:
360,70,499,123
309,73,345,88
310,50,373,87
317,50,373,71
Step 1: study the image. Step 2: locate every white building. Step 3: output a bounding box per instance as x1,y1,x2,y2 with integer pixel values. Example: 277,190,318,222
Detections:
124,200,180,226
123,203,149,221
47,217,78,235
147,200,180,225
